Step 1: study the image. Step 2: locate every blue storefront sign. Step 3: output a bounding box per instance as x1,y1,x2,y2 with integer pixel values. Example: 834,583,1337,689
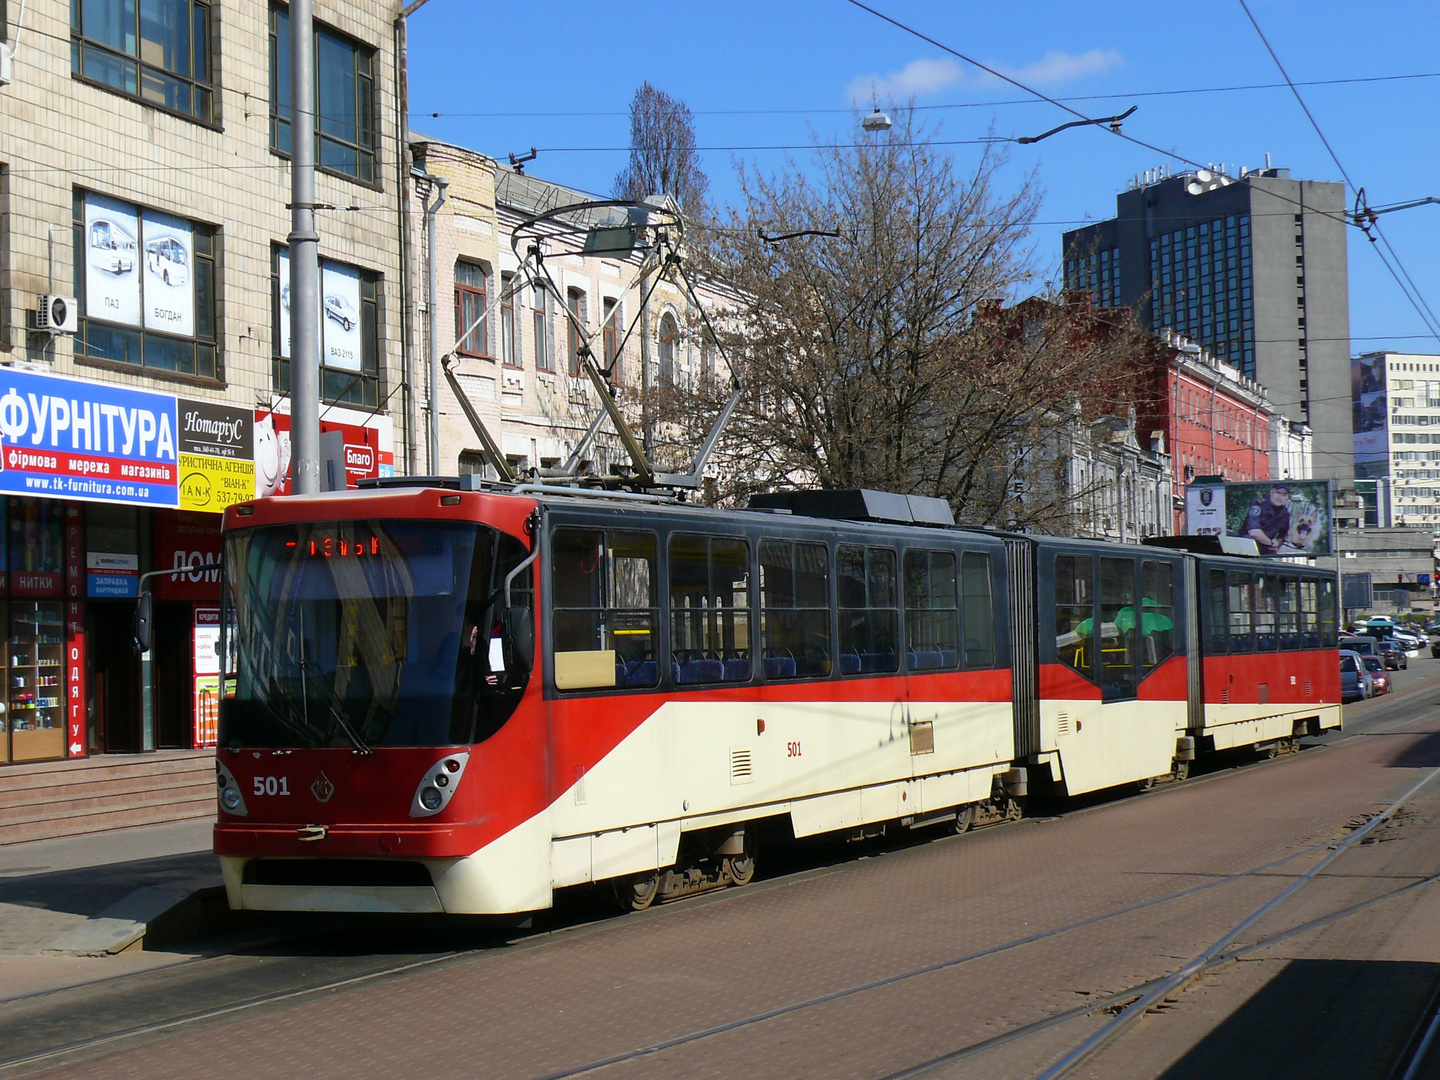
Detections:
0,367,180,507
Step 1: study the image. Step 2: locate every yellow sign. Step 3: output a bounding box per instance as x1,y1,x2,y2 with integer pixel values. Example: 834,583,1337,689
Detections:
178,453,254,512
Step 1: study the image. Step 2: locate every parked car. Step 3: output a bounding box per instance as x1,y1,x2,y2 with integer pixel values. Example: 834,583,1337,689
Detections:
1362,656,1391,695
1431,638,1440,659
1340,635,1380,659
1378,639,1408,670
1340,650,1372,702
1392,630,1424,655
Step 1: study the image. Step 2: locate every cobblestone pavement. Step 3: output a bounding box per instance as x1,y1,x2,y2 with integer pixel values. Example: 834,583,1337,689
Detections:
9,670,1440,1080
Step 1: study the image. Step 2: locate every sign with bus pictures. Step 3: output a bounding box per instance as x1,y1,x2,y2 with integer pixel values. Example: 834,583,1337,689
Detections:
1225,479,1334,558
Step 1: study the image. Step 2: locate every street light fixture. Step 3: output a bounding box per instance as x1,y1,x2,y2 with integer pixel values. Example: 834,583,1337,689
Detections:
862,108,892,132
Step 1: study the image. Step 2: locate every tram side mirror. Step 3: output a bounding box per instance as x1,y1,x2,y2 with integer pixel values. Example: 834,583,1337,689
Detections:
134,592,153,654
503,605,534,673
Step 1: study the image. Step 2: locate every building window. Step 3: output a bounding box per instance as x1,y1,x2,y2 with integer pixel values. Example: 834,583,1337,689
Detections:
565,287,588,377
658,311,678,385
73,191,219,380
72,0,213,123
454,261,488,357
272,247,381,407
532,281,552,371
500,273,518,366
270,5,377,184
602,297,621,376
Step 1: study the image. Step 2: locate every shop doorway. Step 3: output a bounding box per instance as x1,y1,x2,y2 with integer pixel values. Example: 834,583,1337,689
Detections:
154,602,193,750
88,602,142,754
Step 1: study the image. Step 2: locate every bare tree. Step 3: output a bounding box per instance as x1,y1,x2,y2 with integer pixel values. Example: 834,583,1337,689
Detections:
614,82,710,216
665,108,1156,529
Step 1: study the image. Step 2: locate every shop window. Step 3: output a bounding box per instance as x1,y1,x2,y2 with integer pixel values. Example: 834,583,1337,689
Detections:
73,191,220,381
550,529,657,690
759,539,830,679
903,549,958,671
270,5,377,184
72,0,213,123
837,545,898,674
668,534,751,684
454,261,489,357
271,246,382,408
1054,554,1094,681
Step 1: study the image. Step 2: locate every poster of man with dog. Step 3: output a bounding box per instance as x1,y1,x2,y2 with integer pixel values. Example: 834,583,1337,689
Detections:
1224,480,1332,557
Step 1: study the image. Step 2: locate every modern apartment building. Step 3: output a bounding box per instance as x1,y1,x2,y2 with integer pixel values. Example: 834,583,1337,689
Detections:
1063,165,1351,483
1353,352,1440,527
0,0,406,765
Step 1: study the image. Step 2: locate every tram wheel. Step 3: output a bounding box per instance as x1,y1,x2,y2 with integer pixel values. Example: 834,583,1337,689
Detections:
726,852,756,888
1137,776,1158,792
953,803,976,834
616,872,661,912
1171,760,1191,782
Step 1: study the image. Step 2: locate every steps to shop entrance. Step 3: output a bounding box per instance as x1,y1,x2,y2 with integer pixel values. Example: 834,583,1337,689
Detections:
0,752,215,845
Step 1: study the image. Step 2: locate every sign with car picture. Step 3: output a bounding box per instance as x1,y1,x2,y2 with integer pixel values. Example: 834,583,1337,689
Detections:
277,251,362,371
1225,479,1333,558
141,210,195,337
83,194,141,327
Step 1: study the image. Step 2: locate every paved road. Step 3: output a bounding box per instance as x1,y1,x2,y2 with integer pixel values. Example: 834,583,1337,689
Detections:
5,659,1440,1080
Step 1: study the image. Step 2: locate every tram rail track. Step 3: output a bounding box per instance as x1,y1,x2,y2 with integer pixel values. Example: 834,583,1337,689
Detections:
2,692,1435,1079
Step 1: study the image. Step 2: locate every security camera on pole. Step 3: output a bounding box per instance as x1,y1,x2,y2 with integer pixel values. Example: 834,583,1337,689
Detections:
287,0,321,495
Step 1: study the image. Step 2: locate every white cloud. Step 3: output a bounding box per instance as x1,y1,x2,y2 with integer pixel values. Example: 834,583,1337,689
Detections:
993,48,1123,87
847,57,964,103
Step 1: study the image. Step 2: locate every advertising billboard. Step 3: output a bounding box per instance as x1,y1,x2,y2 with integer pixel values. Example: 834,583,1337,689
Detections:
84,194,141,327
1184,482,1226,537
142,210,195,337
254,403,394,497
278,251,364,371
1226,479,1333,557
1353,355,1388,465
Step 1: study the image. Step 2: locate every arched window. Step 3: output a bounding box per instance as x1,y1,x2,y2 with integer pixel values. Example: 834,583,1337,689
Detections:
658,312,678,385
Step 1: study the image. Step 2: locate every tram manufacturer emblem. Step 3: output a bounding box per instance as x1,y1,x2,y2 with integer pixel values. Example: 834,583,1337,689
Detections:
311,772,335,803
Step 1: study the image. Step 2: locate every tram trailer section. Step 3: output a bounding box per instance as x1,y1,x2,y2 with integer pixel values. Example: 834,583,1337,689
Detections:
210,483,1342,917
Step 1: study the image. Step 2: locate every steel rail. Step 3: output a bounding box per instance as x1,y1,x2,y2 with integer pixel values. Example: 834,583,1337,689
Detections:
1034,763,1440,1080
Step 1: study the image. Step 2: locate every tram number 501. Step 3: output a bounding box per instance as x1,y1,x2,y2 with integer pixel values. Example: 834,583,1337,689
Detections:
252,776,291,796
787,741,802,758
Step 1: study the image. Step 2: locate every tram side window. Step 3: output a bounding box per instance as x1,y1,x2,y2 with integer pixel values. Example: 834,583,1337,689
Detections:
1207,569,1228,655
838,545,899,674
903,549,959,671
669,534,752,684
1277,577,1301,650
961,553,996,668
760,540,831,679
551,528,658,690
1319,578,1339,647
1254,575,1279,651
1054,554,1094,681
1299,579,1321,648
1227,572,1254,653
1099,557,1137,701
1140,560,1175,674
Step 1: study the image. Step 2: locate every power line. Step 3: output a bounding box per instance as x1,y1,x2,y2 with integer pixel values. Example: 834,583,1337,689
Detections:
416,70,1440,119
1236,0,1440,343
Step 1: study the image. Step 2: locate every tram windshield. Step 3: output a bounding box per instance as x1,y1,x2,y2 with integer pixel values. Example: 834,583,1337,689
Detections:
220,520,533,750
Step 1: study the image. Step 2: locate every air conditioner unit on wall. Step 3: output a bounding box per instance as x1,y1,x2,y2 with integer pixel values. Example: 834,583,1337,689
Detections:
36,295,78,334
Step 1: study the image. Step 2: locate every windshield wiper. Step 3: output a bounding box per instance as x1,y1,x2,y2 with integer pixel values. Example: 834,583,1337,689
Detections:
326,700,372,755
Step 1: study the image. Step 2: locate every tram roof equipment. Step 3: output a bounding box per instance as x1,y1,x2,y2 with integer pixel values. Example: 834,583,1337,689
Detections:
747,489,954,527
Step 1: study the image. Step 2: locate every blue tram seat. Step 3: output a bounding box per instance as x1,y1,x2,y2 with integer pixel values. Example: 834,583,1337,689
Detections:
676,657,725,684
840,652,863,675
939,648,959,667
723,657,752,682
620,660,657,687
763,655,797,679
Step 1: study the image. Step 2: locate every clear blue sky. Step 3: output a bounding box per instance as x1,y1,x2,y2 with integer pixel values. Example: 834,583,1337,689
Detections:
407,0,1440,357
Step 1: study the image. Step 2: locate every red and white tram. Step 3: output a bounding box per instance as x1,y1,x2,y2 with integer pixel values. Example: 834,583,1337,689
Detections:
211,484,1341,916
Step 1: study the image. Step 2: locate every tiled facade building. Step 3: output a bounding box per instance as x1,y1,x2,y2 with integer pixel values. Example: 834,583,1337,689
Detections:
0,0,405,763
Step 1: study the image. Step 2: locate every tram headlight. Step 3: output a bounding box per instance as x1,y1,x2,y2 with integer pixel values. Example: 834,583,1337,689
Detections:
410,752,469,818
221,786,243,811
418,786,444,811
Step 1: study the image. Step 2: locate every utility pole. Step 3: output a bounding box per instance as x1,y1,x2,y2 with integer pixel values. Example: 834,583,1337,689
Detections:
288,0,321,494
